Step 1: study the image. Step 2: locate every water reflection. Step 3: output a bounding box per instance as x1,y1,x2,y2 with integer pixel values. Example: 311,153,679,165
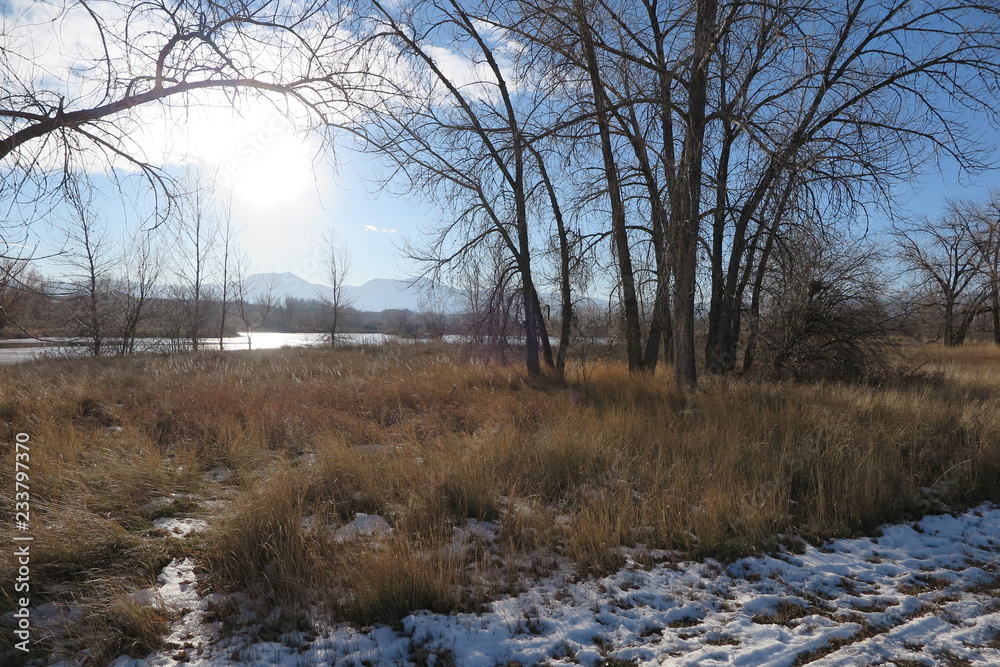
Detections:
0,332,403,364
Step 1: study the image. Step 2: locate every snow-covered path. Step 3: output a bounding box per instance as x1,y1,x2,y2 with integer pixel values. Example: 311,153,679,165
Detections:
115,504,1000,666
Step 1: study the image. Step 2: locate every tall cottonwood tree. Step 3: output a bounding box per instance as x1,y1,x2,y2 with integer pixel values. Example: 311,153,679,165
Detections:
896,204,987,347
509,0,1000,387
572,0,645,373
511,0,679,375
347,0,575,376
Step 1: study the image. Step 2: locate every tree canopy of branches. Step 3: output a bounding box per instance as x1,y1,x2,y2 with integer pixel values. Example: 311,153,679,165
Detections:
0,0,351,238
896,198,1000,347
344,0,577,376
343,0,1000,387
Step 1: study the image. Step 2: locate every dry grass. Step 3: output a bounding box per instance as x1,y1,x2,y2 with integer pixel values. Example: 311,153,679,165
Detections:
71,589,173,663
2,342,1000,661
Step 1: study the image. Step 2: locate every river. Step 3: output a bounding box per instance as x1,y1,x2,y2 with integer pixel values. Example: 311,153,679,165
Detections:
0,332,405,364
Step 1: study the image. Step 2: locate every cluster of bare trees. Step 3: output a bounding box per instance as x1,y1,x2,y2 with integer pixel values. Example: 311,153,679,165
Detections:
0,0,361,354
896,195,1000,347
0,259,48,335
337,0,1000,387
164,169,274,352
8,163,363,353
3,1,1000,385
53,176,163,355
52,168,284,354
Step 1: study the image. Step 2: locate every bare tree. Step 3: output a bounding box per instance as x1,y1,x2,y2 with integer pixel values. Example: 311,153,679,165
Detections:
216,194,240,350
569,0,645,373
172,168,217,351
62,179,114,356
233,250,275,350
895,202,987,347
347,0,566,376
456,246,523,362
969,195,1000,345
317,233,354,346
418,287,452,341
115,226,162,355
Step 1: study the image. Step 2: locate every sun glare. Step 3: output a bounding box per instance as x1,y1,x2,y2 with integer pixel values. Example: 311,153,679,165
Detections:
227,134,316,207
181,106,319,209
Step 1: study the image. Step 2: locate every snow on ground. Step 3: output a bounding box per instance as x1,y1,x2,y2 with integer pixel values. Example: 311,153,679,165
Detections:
332,513,393,542
128,558,223,660
152,517,209,538
110,504,1000,666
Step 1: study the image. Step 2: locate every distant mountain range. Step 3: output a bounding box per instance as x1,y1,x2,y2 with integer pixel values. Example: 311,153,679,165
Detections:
242,272,463,313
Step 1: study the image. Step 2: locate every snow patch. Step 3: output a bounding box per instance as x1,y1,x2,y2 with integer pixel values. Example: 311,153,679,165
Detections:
112,559,223,667
334,513,392,542
105,504,1000,666
152,517,208,537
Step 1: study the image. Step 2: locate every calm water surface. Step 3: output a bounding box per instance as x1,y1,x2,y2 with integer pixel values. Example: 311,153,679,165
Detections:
0,332,401,364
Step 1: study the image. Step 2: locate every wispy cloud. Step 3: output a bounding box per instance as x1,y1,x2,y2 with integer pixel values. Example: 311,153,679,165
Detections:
364,225,397,234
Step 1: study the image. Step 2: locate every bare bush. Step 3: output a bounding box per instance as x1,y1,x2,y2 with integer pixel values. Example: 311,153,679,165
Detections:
753,231,898,382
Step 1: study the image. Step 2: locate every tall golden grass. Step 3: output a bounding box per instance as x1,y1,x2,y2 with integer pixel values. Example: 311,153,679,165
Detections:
2,342,1000,661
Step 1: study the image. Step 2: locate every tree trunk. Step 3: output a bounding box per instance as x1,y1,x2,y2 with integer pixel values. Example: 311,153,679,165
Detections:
651,0,676,371
514,141,541,376
992,280,1000,345
613,96,671,374
944,300,957,346
576,0,644,372
522,280,540,375
533,287,555,370
705,120,734,374
741,220,778,372
672,0,718,389
529,146,573,379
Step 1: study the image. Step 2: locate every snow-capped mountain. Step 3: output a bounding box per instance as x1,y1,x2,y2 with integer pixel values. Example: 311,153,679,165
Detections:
242,273,462,312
